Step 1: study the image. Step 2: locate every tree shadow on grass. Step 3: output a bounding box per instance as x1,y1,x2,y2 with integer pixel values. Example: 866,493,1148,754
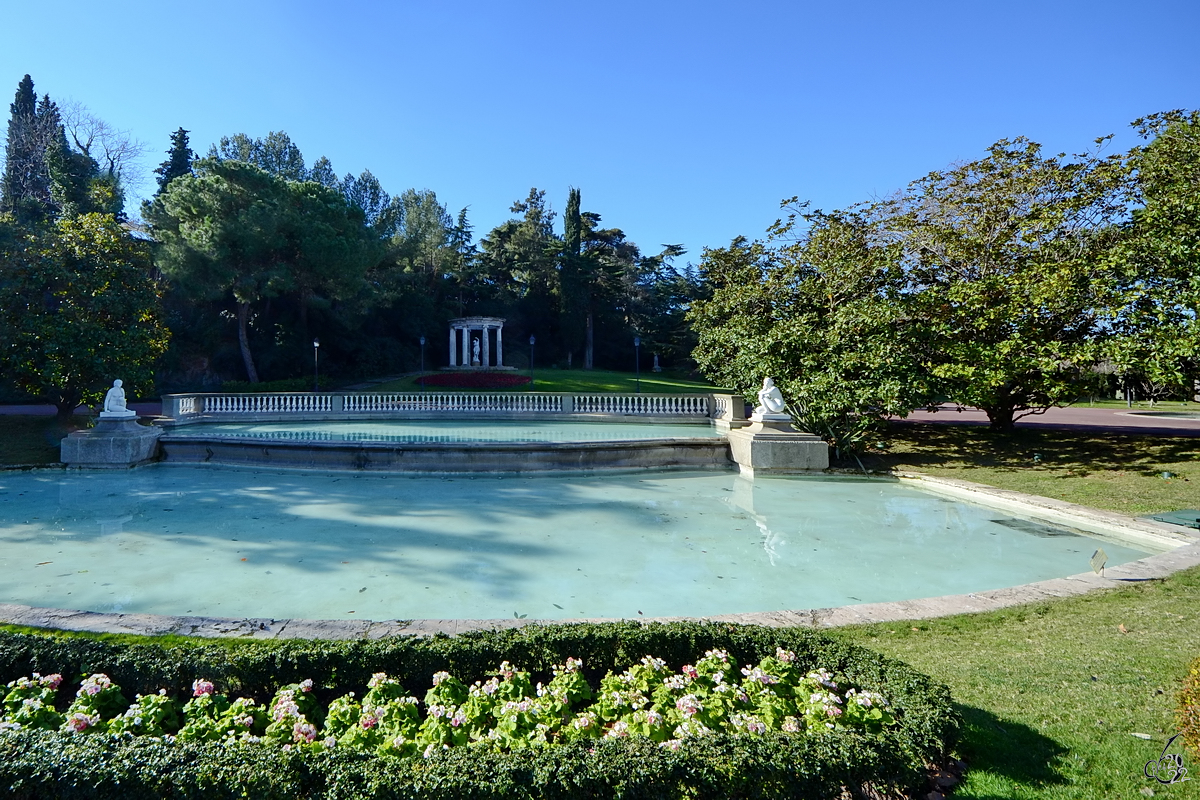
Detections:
852,424,1200,479
953,702,1070,797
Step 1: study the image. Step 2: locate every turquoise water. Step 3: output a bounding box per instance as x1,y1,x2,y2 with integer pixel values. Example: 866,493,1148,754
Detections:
0,468,1151,621
164,420,722,444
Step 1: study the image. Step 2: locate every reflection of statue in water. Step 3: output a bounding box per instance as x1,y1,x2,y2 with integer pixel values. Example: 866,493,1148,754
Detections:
754,377,786,416
472,337,481,365
104,380,127,413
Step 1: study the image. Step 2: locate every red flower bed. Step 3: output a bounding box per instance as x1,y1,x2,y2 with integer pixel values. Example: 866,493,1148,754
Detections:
417,372,532,389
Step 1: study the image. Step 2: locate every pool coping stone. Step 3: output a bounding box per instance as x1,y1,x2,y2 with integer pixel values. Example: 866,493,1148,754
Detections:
1,473,1197,640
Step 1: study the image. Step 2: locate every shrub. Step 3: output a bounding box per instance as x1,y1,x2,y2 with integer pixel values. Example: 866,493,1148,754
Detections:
0,622,959,798
1179,654,1200,759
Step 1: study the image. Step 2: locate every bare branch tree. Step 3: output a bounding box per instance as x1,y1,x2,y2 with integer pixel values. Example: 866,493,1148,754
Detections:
59,99,149,188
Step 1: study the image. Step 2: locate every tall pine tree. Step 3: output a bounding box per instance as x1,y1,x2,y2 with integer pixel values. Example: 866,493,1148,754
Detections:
153,128,193,195
560,187,588,366
1,75,57,221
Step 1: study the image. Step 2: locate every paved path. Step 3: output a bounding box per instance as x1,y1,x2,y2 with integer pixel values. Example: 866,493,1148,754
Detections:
894,405,1200,437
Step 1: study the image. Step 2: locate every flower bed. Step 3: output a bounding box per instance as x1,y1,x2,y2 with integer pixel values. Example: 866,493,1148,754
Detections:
416,372,532,389
0,622,959,799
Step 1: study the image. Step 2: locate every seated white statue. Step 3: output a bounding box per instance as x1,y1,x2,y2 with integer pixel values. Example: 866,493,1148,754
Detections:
104,380,127,412
100,379,135,418
754,377,787,416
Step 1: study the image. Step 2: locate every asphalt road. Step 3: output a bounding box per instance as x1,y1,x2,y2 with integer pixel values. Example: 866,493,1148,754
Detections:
894,405,1200,437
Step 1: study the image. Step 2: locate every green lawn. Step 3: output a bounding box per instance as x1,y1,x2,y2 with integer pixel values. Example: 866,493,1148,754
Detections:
0,416,86,465
856,424,1199,515
833,566,1200,799
370,368,729,394
1069,397,1197,410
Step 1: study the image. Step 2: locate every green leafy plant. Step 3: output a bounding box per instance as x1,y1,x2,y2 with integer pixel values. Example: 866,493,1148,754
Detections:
1177,654,1200,759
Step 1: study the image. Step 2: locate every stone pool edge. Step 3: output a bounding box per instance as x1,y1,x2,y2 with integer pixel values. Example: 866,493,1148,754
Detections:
2,473,1197,640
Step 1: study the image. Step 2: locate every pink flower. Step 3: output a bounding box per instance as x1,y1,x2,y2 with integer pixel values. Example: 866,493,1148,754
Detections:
192,679,215,697
65,712,99,732
44,674,63,690
675,694,702,717
682,664,699,679
293,721,317,743
299,679,313,693
78,674,112,697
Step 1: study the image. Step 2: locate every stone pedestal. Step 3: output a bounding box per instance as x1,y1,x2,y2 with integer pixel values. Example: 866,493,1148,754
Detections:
726,412,828,476
61,417,162,468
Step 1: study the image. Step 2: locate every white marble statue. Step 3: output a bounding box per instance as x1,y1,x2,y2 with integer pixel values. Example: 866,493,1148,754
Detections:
754,377,787,416
472,337,481,365
99,379,136,419
104,380,127,412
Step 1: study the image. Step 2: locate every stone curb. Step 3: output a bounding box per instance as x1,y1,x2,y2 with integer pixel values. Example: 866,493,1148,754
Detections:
2,473,1196,640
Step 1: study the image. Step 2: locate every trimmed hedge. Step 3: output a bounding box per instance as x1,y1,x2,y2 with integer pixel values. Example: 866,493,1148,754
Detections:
0,622,959,799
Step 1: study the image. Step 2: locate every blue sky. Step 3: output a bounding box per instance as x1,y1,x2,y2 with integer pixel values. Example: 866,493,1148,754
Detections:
3,0,1197,263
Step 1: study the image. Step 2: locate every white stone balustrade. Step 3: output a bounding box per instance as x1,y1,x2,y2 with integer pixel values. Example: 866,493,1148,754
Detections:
159,391,717,424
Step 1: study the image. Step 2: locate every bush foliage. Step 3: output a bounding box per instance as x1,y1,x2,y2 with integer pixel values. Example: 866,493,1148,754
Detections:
0,622,959,799
1178,654,1200,759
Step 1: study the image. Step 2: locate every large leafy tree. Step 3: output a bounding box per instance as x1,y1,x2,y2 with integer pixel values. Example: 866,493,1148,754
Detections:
881,138,1130,429
148,158,379,382
0,213,169,420
1106,110,1200,401
691,211,928,454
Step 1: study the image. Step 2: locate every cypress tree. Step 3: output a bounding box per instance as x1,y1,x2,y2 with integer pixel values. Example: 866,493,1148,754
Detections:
153,128,193,195
564,186,581,259
1,75,44,218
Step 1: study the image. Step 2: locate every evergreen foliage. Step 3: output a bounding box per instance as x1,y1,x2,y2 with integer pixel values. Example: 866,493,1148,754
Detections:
152,127,193,195
1,76,61,223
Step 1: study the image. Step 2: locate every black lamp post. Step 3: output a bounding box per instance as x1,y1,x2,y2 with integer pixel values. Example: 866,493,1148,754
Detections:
312,338,320,393
633,336,641,394
418,335,426,391
529,335,536,389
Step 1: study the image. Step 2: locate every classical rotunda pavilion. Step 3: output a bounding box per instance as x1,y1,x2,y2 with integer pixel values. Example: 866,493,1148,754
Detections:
445,317,515,371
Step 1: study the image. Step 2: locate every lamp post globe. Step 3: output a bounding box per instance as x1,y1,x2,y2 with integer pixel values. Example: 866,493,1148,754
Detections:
528,335,536,388
633,336,641,394
312,338,320,393
418,336,426,390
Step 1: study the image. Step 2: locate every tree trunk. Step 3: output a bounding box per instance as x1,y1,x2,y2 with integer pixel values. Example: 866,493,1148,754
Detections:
237,302,259,383
984,404,1016,431
54,390,81,424
584,308,594,370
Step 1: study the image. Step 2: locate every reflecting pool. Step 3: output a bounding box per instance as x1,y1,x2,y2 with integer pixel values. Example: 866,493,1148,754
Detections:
0,468,1152,621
